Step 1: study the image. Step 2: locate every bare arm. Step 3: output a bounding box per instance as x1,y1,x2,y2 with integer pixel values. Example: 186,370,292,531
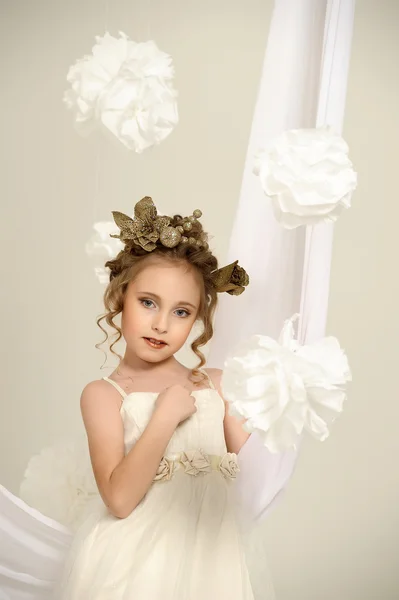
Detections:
81,381,195,519
81,381,178,519
206,368,250,454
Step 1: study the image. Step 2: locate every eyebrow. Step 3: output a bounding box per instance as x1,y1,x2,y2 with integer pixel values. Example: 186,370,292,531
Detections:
137,292,198,310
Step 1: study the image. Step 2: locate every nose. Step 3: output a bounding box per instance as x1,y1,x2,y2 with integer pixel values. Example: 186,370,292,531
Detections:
152,312,168,335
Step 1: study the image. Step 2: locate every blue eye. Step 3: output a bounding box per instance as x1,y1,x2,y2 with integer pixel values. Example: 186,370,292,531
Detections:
175,309,190,318
140,299,155,309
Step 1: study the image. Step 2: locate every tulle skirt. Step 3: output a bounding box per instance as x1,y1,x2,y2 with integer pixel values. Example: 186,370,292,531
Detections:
56,470,275,600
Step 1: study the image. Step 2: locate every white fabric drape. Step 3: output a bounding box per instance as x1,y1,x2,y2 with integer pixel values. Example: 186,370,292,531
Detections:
0,485,72,599
208,0,356,522
299,0,356,345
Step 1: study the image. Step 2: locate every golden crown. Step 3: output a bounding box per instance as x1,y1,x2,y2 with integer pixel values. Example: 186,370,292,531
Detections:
111,197,249,295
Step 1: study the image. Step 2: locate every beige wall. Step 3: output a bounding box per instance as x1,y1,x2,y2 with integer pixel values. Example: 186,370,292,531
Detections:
1,1,398,599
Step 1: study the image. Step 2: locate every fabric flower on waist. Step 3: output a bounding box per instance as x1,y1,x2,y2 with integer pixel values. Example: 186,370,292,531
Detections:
180,450,212,476
153,457,176,482
219,453,240,480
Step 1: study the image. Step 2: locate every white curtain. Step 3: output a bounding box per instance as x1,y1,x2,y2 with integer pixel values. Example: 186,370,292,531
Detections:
299,0,356,344
208,0,356,521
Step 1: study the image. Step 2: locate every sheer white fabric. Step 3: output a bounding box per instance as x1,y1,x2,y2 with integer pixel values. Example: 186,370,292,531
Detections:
0,485,72,599
299,0,356,345
209,0,356,523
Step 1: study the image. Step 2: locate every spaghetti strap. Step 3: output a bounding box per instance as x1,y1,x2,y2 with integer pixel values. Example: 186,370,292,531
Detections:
201,369,216,390
102,377,127,399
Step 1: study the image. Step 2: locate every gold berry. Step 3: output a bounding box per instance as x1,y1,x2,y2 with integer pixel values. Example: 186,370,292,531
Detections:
159,227,182,248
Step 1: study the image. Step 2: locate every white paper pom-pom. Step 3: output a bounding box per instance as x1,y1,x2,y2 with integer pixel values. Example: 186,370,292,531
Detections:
64,32,179,153
221,315,351,452
20,439,100,532
85,221,123,284
254,127,357,229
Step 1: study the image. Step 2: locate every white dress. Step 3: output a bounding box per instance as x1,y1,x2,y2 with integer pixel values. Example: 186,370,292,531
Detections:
57,374,256,600
0,368,296,600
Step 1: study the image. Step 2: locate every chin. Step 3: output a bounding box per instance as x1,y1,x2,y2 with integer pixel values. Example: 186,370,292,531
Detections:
137,347,175,363
142,353,171,363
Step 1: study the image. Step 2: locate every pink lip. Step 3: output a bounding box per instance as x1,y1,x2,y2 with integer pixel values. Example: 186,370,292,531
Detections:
144,336,167,344
143,337,168,348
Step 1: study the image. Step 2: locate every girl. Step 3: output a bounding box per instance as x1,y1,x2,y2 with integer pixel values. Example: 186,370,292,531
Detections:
58,196,261,599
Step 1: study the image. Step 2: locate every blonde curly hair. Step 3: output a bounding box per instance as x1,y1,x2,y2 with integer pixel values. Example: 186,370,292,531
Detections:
96,215,219,381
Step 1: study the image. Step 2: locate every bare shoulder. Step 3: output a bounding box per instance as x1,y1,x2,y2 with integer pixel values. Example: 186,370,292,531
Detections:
203,368,223,391
80,379,124,422
79,379,125,464
79,380,126,507
81,378,115,400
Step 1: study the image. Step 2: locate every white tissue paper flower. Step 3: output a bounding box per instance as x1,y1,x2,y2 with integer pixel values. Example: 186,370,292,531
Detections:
20,438,100,532
85,221,124,284
64,32,178,153
254,127,357,229
221,315,351,452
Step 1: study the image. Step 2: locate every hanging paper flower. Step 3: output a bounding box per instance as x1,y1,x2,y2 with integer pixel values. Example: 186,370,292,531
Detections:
20,438,100,532
254,127,357,229
221,315,351,453
64,32,179,153
85,221,124,284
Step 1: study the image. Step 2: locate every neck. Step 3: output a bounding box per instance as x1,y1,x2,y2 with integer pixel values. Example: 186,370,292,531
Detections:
120,350,185,377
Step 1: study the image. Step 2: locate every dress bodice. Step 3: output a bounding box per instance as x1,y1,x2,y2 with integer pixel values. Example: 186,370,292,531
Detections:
120,389,228,458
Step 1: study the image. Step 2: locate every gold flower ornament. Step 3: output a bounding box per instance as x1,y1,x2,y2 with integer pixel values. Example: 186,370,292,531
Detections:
110,196,249,295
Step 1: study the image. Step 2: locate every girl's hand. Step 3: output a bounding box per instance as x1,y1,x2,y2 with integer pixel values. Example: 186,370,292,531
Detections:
155,384,197,426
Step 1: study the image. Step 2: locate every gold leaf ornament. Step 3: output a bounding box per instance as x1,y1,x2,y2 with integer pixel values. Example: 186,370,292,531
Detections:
134,196,157,222
111,197,176,252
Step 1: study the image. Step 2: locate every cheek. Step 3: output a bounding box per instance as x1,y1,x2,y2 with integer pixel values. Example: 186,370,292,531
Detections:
122,304,147,334
172,317,197,344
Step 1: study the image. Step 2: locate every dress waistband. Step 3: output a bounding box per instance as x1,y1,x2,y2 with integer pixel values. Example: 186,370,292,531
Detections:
154,450,239,482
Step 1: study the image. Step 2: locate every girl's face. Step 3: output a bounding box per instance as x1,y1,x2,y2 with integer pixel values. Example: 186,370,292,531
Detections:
122,261,202,363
